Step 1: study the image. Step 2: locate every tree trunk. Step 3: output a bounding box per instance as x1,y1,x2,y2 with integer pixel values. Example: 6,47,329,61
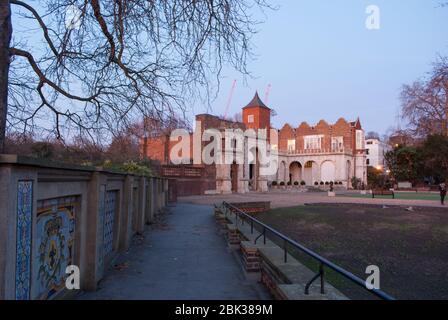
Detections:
0,1,12,153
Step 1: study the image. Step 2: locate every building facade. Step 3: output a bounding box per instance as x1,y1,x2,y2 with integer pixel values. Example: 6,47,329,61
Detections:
365,138,391,170
142,93,367,194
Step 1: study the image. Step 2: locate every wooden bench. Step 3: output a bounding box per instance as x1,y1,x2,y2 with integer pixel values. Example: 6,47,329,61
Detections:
372,190,395,199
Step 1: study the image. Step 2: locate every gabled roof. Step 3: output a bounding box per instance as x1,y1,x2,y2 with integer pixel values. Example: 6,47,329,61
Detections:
243,91,271,110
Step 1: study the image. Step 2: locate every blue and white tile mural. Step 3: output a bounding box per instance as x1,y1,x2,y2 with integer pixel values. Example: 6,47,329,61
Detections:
15,180,33,300
32,196,78,300
103,191,117,257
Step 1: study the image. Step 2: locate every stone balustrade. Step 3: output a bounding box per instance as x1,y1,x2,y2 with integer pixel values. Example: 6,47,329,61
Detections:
0,155,170,300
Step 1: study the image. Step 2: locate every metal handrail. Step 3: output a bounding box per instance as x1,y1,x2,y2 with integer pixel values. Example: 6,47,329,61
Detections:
221,201,395,300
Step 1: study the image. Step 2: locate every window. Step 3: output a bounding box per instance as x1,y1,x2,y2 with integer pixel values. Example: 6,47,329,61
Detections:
304,135,323,150
287,139,295,152
366,149,369,155
331,136,343,151
366,159,370,165
356,130,365,150
247,114,254,123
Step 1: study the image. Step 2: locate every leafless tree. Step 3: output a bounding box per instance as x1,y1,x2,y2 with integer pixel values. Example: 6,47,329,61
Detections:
401,57,448,137
0,0,273,152
366,131,380,140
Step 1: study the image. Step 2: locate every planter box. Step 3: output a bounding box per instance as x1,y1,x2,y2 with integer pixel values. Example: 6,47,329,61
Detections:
328,191,336,197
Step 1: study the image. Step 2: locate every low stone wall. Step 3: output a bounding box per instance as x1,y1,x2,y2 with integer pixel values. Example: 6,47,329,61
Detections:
215,205,348,300
0,155,170,300
229,202,270,215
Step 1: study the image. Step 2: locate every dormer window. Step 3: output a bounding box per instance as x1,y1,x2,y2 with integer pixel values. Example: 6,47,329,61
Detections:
287,139,295,152
247,114,254,123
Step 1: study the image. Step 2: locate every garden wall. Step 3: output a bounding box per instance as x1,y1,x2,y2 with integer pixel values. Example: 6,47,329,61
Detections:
0,155,170,300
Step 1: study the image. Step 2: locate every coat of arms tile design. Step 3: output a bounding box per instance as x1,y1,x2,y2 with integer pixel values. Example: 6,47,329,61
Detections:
33,196,78,300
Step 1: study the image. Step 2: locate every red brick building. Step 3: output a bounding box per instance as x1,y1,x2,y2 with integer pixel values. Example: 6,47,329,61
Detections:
141,92,367,195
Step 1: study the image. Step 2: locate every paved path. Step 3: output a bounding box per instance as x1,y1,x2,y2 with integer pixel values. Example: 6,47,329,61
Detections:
78,203,267,300
179,191,446,209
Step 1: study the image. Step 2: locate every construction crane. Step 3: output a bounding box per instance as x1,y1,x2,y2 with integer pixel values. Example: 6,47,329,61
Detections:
264,83,272,105
223,80,237,119
264,83,277,117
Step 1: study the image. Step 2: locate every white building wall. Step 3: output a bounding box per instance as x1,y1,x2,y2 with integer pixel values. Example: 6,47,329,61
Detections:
366,139,391,169
274,152,367,188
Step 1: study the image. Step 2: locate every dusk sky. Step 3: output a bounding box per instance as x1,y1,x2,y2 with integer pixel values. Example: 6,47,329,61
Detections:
192,0,448,135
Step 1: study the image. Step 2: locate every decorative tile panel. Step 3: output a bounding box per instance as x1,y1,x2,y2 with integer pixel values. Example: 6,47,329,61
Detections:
15,180,33,300
33,196,78,300
103,191,117,256
96,185,106,276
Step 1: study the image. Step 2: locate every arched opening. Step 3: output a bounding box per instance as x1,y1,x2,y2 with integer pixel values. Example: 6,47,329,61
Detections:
303,161,318,185
321,161,335,183
289,162,302,184
278,161,287,183
249,148,260,191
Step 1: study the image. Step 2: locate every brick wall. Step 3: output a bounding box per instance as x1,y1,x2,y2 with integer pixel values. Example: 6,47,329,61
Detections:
278,117,361,153
242,106,271,130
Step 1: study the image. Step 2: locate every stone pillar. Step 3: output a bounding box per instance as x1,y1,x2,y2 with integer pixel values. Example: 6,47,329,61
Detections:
84,172,106,290
150,177,156,219
237,164,246,194
144,177,153,224
118,175,133,252
134,177,146,234
226,224,240,248
216,164,232,194
0,164,37,300
0,166,12,299
154,178,161,214
241,242,261,273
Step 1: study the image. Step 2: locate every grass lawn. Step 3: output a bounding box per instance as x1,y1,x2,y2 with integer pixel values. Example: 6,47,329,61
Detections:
256,204,448,300
340,192,441,201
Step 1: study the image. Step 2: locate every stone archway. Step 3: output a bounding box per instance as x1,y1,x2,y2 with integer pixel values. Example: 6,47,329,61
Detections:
249,148,260,191
289,161,302,184
320,160,335,183
303,161,318,185
278,161,287,183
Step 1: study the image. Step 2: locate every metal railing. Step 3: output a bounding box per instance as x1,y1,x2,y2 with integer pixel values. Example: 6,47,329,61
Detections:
221,201,395,300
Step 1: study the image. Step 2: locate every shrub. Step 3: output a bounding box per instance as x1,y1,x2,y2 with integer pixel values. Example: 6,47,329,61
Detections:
287,181,292,186
272,181,278,186
325,181,329,185
279,181,285,186
294,181,299,186
320,181,324,185
351,177,362,189
314,181,319,186
301,180,306,186
103,160,153,176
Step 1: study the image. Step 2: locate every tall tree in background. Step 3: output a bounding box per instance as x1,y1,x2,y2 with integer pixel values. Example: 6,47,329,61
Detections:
366,131,380,140
419,135,448,183
384,145,422,184
401,57,448,137
0,0,272,153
